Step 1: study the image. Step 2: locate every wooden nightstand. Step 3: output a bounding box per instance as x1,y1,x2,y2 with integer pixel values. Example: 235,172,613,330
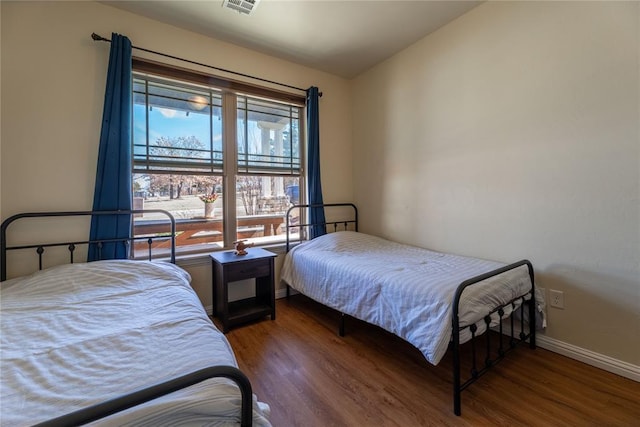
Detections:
210,248,276,333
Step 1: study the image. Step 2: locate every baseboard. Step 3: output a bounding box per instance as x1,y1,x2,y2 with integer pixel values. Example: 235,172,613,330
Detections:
535,334,640,382
276,287,291,299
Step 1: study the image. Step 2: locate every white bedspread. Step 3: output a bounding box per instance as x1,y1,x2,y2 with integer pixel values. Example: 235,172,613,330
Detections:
281,231,534,365
1,260,271,426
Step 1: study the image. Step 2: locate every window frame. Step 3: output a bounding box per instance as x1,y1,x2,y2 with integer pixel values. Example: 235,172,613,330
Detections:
132,57,306,254
133,58,306,106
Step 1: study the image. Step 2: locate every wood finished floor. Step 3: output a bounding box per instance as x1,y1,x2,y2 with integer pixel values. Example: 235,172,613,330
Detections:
220,295,640,427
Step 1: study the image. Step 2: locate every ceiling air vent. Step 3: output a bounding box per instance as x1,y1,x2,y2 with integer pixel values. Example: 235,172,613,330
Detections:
222,0,260,15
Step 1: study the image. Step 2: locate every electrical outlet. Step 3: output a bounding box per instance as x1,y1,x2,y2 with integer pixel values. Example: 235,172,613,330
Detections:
550,289,564,309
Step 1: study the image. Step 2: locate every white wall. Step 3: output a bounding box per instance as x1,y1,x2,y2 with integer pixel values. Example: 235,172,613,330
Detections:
353,1,639,365
0,1,353,305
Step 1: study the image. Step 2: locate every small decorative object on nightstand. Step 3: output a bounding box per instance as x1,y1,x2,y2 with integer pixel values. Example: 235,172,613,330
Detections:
233,239,253,255
210,247,276,333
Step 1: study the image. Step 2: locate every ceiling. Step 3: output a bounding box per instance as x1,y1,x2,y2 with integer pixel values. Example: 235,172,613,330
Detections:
101,0,482,79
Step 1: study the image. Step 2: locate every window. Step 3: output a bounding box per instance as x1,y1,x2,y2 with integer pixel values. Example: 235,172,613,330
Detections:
131,61,304,256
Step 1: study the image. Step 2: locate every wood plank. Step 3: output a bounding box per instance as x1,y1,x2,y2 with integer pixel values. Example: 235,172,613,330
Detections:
222,295,640,426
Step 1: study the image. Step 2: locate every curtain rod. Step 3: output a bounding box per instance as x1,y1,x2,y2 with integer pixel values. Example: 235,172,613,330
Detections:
91,33,321,96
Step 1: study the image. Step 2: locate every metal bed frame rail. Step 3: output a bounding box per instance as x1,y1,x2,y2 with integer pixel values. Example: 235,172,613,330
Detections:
283,203,537,416
33,366,253,427
285,203,358,253
1,210,176,281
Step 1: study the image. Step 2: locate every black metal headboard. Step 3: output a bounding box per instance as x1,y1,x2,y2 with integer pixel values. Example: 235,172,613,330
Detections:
1,210,176,281
285,203,358,252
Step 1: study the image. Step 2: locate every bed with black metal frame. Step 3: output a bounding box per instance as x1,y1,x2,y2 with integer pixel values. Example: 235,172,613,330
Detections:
282,203,537,416
0,210,265,427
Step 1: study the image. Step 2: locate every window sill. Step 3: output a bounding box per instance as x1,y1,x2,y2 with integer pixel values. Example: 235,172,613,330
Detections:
133,232,303,266
169,241,290,268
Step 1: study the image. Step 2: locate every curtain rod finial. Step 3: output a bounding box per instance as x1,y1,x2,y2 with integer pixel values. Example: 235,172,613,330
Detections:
91,33,108,42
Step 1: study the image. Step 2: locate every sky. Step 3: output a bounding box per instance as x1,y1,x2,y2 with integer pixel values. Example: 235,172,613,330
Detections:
133,104,222,154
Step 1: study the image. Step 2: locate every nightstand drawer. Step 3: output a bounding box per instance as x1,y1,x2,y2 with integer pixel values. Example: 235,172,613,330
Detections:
225,260,270,282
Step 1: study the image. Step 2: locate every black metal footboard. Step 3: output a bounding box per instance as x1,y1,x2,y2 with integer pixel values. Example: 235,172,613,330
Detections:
33,365,253,427
451,259,536,415
1,210,176,281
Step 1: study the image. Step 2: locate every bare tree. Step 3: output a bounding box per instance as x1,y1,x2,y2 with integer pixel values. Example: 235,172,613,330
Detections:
237,176,262,215
141,136,222,199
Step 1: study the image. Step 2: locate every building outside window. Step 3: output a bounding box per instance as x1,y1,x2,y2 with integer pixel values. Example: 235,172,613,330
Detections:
131,63,304,256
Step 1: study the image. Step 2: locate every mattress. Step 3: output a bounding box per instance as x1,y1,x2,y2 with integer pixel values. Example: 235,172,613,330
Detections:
0,260,271,426
281,231,534,365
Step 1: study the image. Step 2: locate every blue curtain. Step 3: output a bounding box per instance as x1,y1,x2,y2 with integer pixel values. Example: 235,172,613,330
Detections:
306,87,326,238
88,33,133,261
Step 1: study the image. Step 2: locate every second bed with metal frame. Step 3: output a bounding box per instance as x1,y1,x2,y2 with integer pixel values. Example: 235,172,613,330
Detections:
284,203,536,416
